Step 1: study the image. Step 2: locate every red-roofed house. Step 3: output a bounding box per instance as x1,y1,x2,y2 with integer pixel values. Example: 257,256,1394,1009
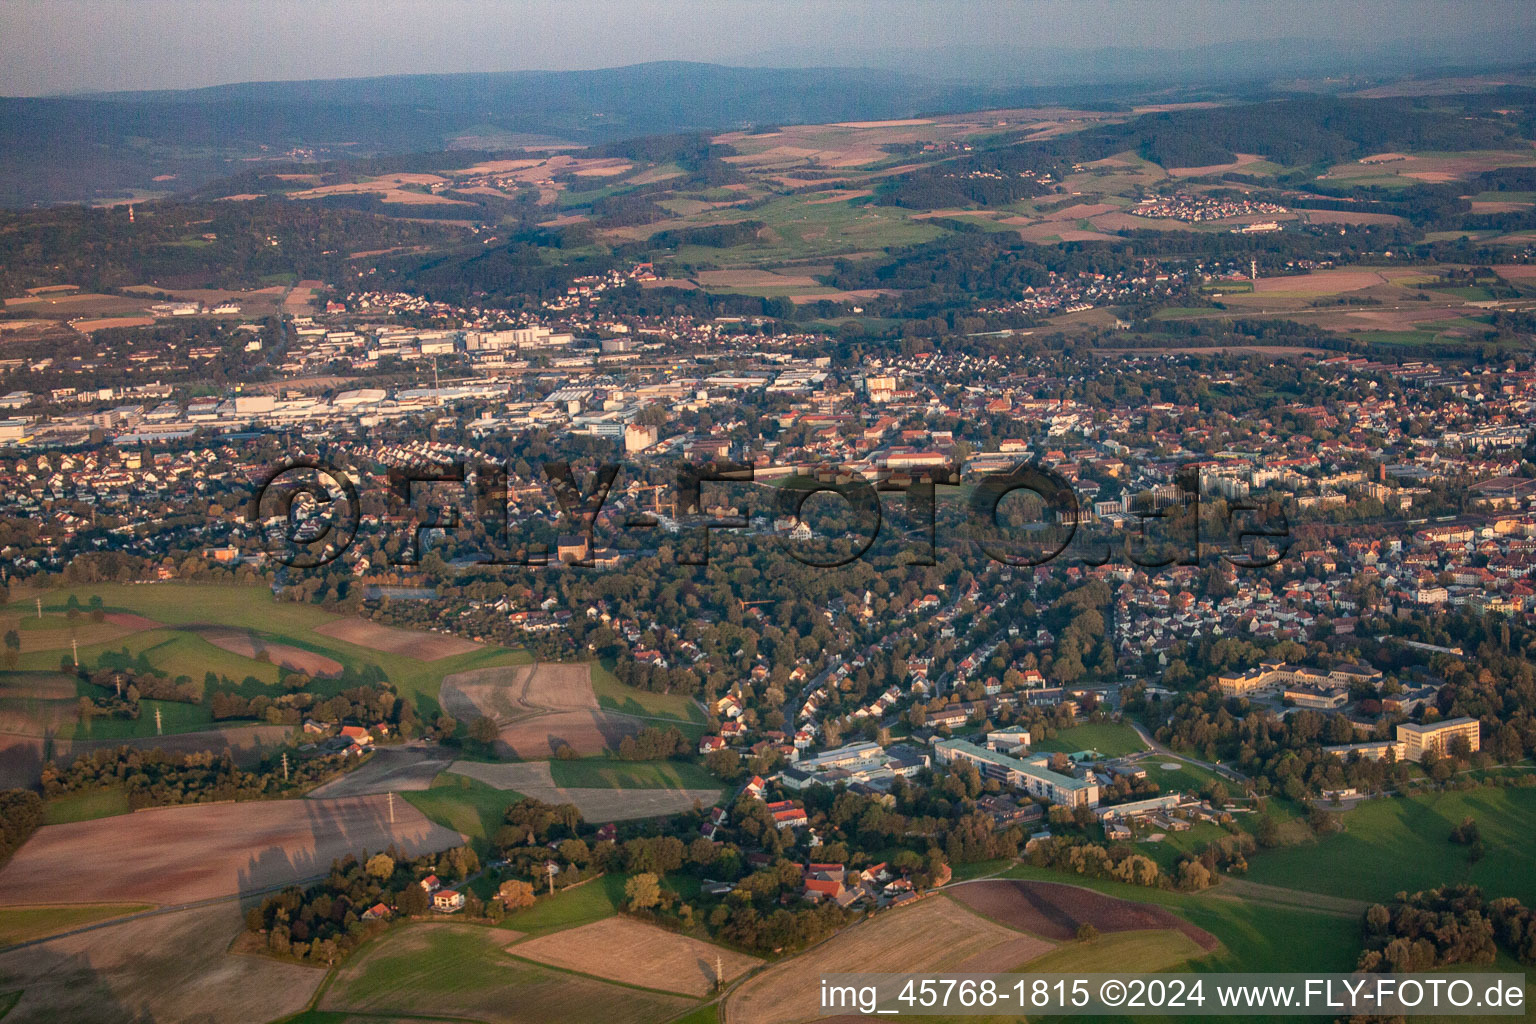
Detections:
803,877,844,902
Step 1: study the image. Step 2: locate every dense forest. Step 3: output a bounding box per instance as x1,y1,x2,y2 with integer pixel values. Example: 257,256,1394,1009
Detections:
0,199,464,293
876,92,1534,210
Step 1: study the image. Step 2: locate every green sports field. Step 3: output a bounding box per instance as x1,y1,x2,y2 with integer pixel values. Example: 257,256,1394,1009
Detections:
1028,721,1148,758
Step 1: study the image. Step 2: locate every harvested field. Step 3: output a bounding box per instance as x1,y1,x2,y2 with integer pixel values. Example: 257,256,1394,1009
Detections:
1053,202,1120,219
1168,152,1266,176
0,903,323,1024
322,922,690,1024
806,189,873,204
440,662,645,757
287,173,474,206
1343,308,1464,328
0,795,464,906
10,623,135,653
830,118,935,128
313,617,480,660
497,711,643,758
1494,263,1536,280
71,316,155,332
306,745,455,798
1056,228,1120,242
1083,212,1181,232
1015,223,1114,243
447,761,722,821
948,880,1218,950
441,663,596,717
508,916,759,995
1322,150,1536,184
727,895,1052,1024
197,627,343,677
1253,268,1415,295
694,269,819,288
787,288,897,304
1298,209,1407,226
0,673,76,701
459,158,544,175
3,293,147,315
571,162,632,176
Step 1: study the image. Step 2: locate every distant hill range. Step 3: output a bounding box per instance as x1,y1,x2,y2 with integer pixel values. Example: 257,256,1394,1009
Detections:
2,40,1534,207
0,62,1134,207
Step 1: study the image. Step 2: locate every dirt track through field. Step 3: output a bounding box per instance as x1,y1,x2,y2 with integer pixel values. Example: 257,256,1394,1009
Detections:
447,760,722,821
1207,878,1367,917
0,795,465,906
313,617,481,660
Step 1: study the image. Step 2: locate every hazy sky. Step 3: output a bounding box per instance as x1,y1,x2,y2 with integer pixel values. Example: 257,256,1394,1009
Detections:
1,0,1532,95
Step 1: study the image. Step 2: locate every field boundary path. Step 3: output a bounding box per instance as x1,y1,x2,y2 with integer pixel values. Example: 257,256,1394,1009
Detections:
1206,877,1368,918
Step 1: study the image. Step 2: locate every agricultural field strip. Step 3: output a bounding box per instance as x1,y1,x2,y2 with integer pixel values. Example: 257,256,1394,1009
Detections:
504,916,760,996
445,761,722,821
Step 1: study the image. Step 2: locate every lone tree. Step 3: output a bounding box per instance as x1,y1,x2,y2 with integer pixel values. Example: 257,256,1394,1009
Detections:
498,879,537,911
469,716,499,746
1076,923,1099,942
625,872,661,912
